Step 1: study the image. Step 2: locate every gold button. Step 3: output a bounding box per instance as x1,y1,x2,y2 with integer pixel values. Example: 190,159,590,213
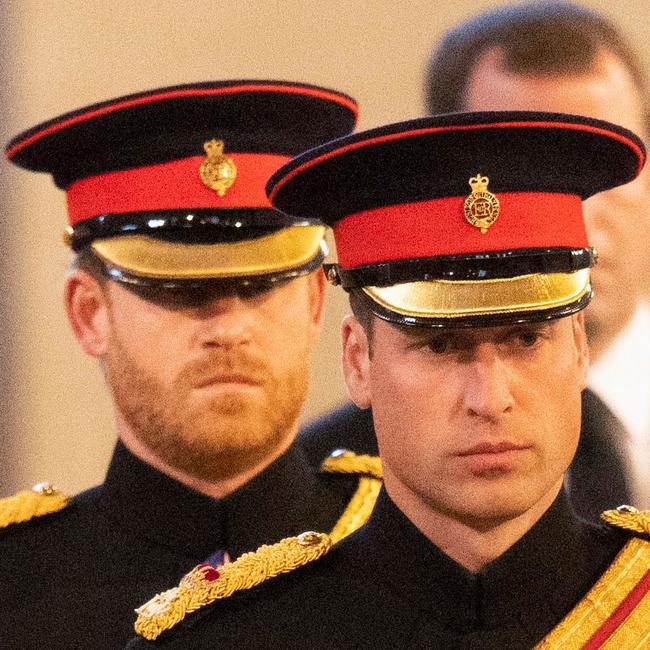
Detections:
296,531,323,546
32,482,57,496
62,226,74,247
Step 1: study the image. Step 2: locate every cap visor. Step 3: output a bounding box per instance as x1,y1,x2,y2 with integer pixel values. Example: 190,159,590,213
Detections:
363,268,591,320
90,224,325,280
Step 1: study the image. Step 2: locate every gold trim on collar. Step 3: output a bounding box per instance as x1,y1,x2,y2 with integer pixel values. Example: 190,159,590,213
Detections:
91,224,325,279
364,268,591,319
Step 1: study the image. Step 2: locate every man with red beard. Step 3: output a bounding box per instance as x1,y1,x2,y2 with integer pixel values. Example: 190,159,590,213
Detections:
0,81,380,649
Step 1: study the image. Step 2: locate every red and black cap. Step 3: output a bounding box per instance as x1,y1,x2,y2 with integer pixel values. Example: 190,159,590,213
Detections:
6,80,358,286
268,111,645,326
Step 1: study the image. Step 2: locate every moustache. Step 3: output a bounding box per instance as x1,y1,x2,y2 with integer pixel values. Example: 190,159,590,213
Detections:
179,352,272,389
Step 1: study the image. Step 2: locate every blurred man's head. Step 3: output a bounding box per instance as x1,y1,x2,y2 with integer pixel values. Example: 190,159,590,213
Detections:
425,2,650,359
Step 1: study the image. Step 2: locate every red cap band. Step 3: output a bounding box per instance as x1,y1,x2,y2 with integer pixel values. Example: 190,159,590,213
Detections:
334,192,587,268
66,153,290,224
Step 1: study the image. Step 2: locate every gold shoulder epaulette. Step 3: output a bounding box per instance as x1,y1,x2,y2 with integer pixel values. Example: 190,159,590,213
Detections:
0,482,69,529
321,450,383,544
601,505,650,536
135,531,331,641
534,509,650,649
320,448,382,479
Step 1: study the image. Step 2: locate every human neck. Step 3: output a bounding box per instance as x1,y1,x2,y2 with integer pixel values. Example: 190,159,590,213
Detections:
114,412,295,499
385,475,563,573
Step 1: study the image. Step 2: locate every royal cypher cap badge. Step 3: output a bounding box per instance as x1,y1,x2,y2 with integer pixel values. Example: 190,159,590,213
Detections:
463,174,499,234
199,139,237,196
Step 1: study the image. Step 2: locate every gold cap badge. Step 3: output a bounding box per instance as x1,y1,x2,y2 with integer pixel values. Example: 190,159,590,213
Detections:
199,139,237,196
463,174,500,234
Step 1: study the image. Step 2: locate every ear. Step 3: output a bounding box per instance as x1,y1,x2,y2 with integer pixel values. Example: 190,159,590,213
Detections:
305,268,327,343
572,312,590,388
64,271,111,358
341,315,372,408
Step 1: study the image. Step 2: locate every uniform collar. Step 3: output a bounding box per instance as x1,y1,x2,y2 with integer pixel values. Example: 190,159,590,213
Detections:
101,441,341,560
359,488,619,633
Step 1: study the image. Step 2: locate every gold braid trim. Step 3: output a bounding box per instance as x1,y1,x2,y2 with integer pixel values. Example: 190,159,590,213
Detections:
533,537,650,648
321,450,383,545
135,531,331,641
329,477,382,545
601,505,650,535
320,449,382,480
0,482,69,529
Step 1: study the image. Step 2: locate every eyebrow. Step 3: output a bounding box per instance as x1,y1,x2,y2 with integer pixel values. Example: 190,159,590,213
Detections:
399,320,555,344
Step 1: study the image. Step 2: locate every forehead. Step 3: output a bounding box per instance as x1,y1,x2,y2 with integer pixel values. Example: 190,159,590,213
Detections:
464,48,647,137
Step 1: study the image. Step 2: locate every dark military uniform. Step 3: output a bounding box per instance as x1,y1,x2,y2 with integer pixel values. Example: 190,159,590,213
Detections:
125,488,648,649
299,388,634,523
0,441,367,649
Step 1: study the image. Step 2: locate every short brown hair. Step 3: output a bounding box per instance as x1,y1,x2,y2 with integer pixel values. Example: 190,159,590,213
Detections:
424,2,650,134
349,289,376,353
70,248,108,284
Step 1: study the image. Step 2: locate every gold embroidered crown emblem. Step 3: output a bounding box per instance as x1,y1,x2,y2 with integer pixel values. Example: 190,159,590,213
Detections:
463,173,500,234
199,139,237,196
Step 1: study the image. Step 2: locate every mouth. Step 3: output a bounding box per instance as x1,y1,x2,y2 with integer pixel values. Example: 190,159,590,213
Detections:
457,441,532,457
195,375,263,389
455,440,533,476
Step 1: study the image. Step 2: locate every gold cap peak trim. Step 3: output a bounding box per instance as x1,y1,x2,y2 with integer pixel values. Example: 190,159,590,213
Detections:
91,224,326,280
364,268,591,320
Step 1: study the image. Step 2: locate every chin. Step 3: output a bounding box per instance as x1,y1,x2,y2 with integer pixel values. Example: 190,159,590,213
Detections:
448,476,553,525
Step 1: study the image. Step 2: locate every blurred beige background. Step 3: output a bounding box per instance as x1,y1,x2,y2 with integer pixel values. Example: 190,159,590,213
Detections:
2,0,648,495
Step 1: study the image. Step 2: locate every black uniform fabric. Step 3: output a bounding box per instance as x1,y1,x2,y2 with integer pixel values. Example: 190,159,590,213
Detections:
0,441,358,650
125,488,630,649
298,387,633,523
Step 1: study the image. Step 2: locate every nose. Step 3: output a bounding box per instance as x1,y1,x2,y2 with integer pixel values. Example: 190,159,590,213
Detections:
194,295,254,348
461,345,514,421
